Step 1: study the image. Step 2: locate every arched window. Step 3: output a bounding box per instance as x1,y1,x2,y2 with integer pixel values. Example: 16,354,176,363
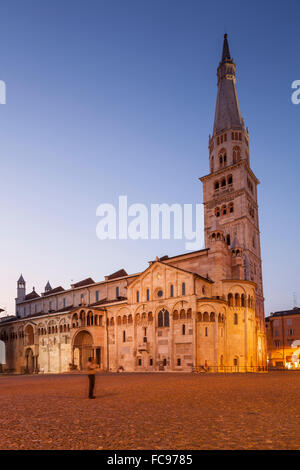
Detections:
226,234,231,246
221,178,226,187
214,181,219,190
177,358,181,366
228,293,233,307
122,315,127,324
215,207,220,217
228,175,233,185
241,294,246,307
173,310,178,320
222,204,227,215
182,324,186,335
234,313,238,325
203,312,209,322
229,203,234,213
235,293,240,307
182,282,186,296
210,312,215,322
158,309,169,327
164,310,169,327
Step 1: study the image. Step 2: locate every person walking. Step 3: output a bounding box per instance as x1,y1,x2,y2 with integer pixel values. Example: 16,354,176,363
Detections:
86,357,97,399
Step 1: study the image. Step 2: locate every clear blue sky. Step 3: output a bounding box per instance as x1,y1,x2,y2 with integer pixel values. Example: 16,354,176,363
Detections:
0,0,299,316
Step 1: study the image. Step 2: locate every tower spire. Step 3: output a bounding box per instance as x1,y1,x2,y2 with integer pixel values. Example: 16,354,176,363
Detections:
213,34,243,135
221,33,231,62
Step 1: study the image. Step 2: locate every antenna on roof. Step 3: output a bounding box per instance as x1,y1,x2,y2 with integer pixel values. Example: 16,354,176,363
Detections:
293,292,297,309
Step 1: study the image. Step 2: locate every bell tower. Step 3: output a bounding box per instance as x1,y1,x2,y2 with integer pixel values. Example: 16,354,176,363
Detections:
200,34,264,321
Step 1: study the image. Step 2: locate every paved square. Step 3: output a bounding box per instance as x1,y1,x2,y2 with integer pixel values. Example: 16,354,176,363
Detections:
0,372,299,450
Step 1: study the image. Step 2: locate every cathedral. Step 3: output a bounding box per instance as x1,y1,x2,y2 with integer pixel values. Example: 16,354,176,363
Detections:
0,35,267,374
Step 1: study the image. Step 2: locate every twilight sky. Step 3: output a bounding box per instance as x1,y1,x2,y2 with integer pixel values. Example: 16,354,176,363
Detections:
0,0,299,316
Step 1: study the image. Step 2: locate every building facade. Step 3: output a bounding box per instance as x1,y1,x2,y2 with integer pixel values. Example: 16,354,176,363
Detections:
0,35,267,374
266,308,300,369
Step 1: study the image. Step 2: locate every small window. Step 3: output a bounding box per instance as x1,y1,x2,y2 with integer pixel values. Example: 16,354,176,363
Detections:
146,288,150,301
163,358,167,366
234,313,238,325
136,290,140,303
63,297,66,308
149,358,153,366
95,291,99,302
205,327,208,337
177,358,181,366
116,287,119,298
157,290,163,298
138,358,142,366
170,284,174,297
123,331,126,342
182,282,186,296
182,324,186,335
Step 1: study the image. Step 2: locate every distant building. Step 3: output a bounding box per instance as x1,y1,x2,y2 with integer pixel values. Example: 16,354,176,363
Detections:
0,35,267,374
265,307,300,368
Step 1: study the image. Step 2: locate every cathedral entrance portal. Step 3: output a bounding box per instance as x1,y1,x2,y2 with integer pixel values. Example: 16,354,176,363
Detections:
25,348,34,374
73,330,94,370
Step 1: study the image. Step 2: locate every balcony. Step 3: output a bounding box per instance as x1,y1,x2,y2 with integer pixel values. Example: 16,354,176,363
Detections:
138,341,150,352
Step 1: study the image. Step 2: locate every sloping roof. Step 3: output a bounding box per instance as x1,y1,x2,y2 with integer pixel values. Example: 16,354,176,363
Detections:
89,296,127,307
266,307,300,319
18,274,25,283
106,269,128,280
25,290,40,300
42,286,65,296
71,278,95,288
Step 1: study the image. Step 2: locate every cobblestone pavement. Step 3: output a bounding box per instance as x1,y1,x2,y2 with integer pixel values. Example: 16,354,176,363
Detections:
0,372,299,450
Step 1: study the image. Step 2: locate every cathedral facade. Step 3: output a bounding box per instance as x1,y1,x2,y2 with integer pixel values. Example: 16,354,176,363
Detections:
0,35,267,374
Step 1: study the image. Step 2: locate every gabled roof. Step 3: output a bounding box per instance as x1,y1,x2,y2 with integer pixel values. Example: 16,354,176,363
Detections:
128,260,213,290
18,274,25,283
71,278,95,288
42,286,65,297
25,289,40,300
105,269,128,280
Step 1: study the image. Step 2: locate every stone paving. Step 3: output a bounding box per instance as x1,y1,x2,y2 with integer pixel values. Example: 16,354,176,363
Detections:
0,371,299,450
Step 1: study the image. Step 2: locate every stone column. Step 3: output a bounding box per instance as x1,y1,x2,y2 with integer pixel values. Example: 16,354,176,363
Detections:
244,306,248,372
214,312,218,372
170,308,174,370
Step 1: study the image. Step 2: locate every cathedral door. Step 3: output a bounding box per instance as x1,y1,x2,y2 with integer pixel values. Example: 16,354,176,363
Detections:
25,348,34,374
